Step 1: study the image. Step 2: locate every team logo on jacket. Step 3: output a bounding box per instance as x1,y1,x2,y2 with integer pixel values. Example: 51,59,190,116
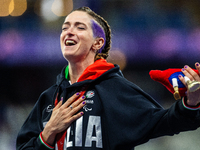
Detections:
86,91,95,98
83,91,95,112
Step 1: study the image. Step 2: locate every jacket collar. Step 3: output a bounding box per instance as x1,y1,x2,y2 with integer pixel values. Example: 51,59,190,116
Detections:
56,59,122,88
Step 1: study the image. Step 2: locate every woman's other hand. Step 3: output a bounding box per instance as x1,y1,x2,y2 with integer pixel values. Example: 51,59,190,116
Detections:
179,62,200,106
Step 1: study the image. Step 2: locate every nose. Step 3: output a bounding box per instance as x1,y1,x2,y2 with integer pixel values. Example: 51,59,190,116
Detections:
65,26,75,36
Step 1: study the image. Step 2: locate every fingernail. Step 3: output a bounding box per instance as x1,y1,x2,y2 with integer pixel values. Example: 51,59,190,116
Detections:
61,97,63,101
182,68,185,71
82,101,85,104
82,96,85,99
196,63,199,66
179,75,182,78
76,92,80,95
81,112,83,115
184,65,188,68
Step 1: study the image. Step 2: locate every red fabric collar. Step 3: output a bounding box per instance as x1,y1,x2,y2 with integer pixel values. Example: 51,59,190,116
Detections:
77,59,115,82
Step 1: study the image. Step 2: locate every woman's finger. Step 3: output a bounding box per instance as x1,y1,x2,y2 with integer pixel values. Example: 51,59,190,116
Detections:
69,95,86,109
183,65,200,81
182,65,194,80
69,111,84,123
53,97,63,110
66,96,86,116
178,74,187,87
195,62,200,80
62,92,80,108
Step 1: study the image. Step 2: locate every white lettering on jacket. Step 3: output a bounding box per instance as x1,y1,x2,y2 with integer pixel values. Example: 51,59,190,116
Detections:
85,116,102,148
66,126,72,147
57,115,103,149
75,116,83,146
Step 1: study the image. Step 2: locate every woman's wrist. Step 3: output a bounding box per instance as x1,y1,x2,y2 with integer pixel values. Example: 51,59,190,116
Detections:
42,124,57,146
39,132,55,149
182,97,200,110
186,99,199,106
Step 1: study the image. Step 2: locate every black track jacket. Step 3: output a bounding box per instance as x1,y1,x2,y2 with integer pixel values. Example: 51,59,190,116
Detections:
16,61,200,150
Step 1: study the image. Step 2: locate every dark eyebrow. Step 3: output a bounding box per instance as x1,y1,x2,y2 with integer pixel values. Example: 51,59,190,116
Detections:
63,22,70,25
62,21,87,27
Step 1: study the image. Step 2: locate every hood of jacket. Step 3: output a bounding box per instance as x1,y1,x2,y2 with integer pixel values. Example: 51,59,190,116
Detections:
56,59,123,88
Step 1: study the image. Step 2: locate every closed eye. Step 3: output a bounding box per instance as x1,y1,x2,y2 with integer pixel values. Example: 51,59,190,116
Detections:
78,27,85,30
62,27,68,31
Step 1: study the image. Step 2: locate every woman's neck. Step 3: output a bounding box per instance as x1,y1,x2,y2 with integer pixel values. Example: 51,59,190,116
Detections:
68,60,94,84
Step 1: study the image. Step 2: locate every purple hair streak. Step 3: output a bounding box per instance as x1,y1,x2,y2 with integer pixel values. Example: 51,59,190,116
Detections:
91,20,106,53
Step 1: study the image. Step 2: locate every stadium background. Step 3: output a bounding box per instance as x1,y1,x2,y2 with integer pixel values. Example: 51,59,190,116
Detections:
0,0,200,149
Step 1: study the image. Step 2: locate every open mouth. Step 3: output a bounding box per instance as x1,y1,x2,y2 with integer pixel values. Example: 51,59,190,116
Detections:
65,40,77,46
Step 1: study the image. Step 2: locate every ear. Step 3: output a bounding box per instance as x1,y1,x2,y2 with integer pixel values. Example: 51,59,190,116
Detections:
92,37,104,51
